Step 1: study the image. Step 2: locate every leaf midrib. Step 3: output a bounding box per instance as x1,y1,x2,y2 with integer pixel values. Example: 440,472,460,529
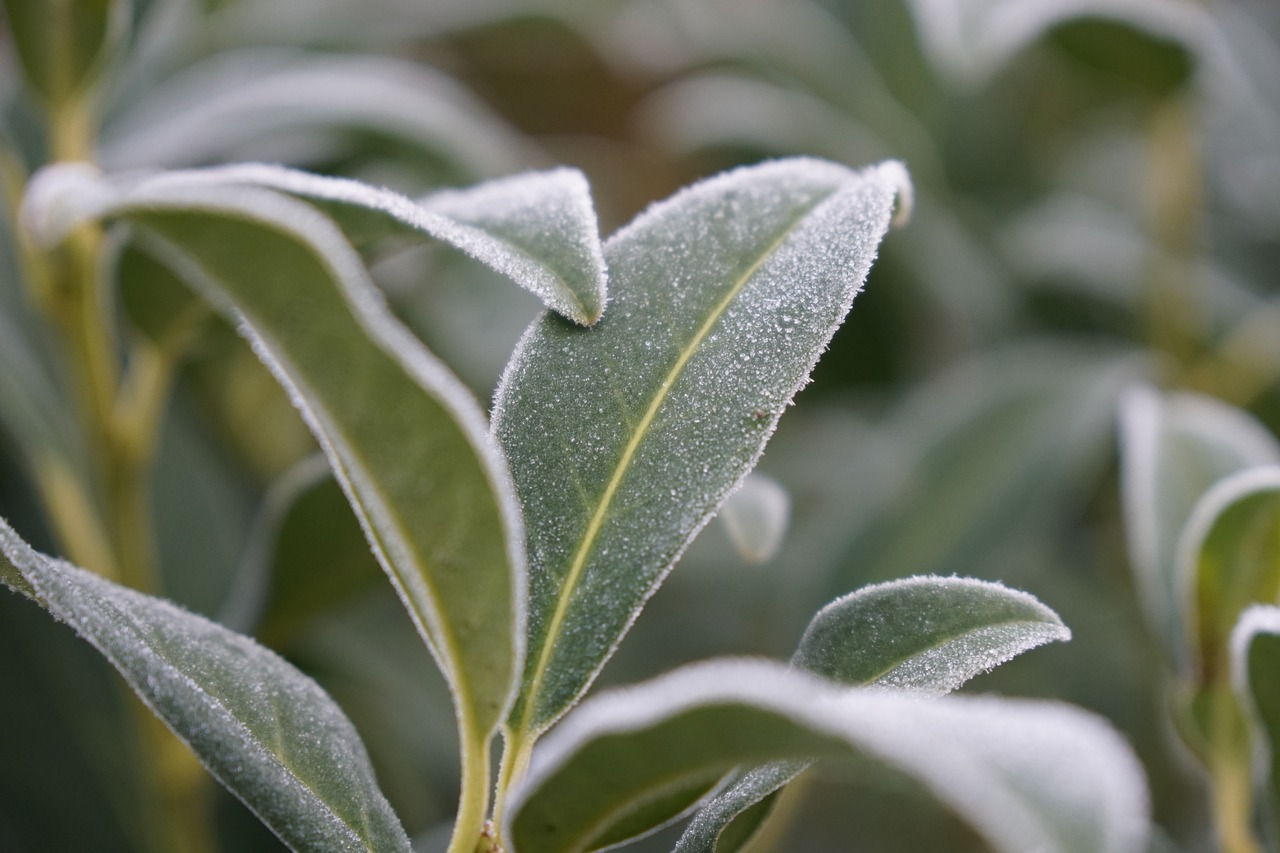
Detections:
518,188,839,734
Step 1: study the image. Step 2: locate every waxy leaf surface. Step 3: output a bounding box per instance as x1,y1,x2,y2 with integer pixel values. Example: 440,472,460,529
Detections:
1119,386,1280,669
128,163,606,325
23,164,525,751
506,660,1149,853
494,157,909,736
0,517,410,853
677,576,1070,853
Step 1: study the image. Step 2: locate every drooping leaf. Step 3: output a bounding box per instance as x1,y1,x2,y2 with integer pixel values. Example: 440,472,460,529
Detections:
1119,386,1280,669
0,516,411,853
23,163,525,767
1,0,128,105
716,472,790,564
505,659,1150,853
128,162,606,325
676,576,1071,853
100,49,533,179
494,157,910,739
1232,605,1280,837
1179,467,1280,681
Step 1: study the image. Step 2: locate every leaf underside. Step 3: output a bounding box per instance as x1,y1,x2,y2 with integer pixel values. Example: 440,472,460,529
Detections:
506,660,1149,853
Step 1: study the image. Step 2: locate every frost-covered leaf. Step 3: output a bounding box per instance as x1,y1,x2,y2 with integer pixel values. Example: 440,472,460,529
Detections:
716,472,790,564
795,575,1069,691
1119,386,1280,669
126,163,606,325
1,0,128,105
0,516,411,853
676,576,1070,853
1179,467,1280,679
101,49,532,177
23,163,526,768
1232,605,1280,831
904,0,1217,89
494,158,910,738
505,660,1149,853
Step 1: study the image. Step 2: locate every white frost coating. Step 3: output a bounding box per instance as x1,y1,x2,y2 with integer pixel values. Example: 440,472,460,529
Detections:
22,164,528,731
0,518,410,852
509,659,1150,853
1175,466,1280,661
108,162,605,324
905,0,1224,90
717,472,791,564
493,156,913,733
101,49,531,174
1117,384,1280,662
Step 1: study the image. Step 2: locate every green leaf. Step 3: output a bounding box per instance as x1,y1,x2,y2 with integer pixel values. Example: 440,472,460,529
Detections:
23,163,525,765
134,162,606,325
0,516,411,853
1,0,128,105
1180,467,1280,680
676,576,1071,853
1232,605,1280,837
100,49,533,179
495,157,910,738
1119,386,1280,670
505,660,1150,853
795,575,1071,691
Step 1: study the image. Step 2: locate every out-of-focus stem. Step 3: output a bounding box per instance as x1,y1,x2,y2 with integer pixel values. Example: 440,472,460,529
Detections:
1141,98,1203,371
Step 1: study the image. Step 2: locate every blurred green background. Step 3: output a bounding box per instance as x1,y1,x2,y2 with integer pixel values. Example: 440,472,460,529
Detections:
3,0,1280,849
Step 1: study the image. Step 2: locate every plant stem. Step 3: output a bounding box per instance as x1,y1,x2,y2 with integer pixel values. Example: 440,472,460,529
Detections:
28,93,219,853
1141,97,1203,371
1206,686,1262,853
490,728,535,839
447,721,494,853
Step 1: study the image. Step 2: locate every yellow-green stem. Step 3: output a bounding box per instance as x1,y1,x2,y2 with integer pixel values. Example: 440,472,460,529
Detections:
446,722,494,853
1141,98,1203,372
490,728,536,840
1205,685,1262,853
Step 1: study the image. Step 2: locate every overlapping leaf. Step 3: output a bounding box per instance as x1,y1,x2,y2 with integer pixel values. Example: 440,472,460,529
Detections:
23,163,525,765
676,576,1071,853
0,516,411,853
506,660,1149,853
126,162,606,325
1119,386,1280,669
493,157,910,738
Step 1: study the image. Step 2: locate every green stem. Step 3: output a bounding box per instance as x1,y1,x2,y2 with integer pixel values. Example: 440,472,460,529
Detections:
490,728,535,841
23,93,219,853
446,720,495,853
1208,689,1262,853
